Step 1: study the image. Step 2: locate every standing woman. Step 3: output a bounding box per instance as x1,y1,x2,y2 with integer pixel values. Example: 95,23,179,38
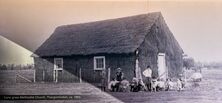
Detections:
101,69,106,91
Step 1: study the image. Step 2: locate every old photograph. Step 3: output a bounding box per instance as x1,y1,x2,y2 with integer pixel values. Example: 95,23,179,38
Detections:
0,0,222,103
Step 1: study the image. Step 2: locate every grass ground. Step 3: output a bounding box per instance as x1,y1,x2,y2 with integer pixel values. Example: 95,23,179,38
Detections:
109,68,222,103
0,68,222,103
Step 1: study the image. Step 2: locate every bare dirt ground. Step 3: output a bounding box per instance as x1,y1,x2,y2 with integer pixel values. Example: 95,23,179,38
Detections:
1,69,222,103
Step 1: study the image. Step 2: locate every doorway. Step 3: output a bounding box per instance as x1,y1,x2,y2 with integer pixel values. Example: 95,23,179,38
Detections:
53,58,63,82
53,70,62,82
157,53,168,80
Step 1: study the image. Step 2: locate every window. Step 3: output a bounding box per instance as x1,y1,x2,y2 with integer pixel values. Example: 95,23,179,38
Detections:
94,56,105,70
54,58,63,70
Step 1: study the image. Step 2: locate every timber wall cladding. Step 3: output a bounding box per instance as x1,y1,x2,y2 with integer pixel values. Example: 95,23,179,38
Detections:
138,22,159,80
34,57,80,82
34,57,54,82
35,54,135,83
77,54,135,83
138,16,183,79
105,54,135,81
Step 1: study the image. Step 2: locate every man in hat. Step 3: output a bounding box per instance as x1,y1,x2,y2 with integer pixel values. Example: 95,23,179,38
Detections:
143,65,152,91
115,67,124,92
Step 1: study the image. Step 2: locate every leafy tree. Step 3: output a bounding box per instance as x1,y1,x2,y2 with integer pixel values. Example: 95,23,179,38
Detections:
1,64,7,70
183,57,195,70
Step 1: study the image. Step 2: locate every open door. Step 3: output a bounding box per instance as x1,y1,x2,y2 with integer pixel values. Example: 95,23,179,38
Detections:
157,53,168,81
53,58,63,83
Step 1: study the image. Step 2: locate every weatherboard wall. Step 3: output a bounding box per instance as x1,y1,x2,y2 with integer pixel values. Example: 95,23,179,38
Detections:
137,15,183,80
34,54,135,83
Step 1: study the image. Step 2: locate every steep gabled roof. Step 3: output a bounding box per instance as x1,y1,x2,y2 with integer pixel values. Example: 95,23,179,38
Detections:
35,12,162,56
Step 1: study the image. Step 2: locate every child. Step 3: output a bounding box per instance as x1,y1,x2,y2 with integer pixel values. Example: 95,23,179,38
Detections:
137,79,146,92
130,77,138,92
151,78,158,92
165,78,173,91
180,78,186,89
120,78,130,92
156,79,165,91
176,79,182,91
108,78,117,92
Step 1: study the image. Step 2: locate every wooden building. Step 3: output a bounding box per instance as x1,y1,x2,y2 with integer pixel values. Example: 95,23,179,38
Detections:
33,12,183,83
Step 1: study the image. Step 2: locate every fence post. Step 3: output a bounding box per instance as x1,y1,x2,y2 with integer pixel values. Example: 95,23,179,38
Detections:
79,68,82,83
43,70,45,81
34,69,36,82
15,74,17,83
184,67,187,83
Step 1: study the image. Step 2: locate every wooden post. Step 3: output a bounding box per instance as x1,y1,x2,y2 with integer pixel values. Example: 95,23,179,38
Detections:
135,59,139,78
79,68,82,83
15,74,17,83
43,70,45,81
184,67,187,83
34,69,36,82
107,68,110,85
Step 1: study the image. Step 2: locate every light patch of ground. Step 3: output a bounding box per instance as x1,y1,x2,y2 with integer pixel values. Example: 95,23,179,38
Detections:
109,68,222,103
0,83,122,103
1,68,222,103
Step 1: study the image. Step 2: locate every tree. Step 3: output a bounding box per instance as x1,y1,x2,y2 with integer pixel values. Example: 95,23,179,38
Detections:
183,57,195,70
1,64,7,70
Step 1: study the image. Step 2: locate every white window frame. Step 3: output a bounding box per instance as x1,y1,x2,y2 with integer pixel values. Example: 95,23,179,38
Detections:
54,58,63,70
94,56,105,70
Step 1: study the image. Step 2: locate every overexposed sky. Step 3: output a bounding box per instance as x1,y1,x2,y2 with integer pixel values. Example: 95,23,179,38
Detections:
0,36,33,65
1,0,222,63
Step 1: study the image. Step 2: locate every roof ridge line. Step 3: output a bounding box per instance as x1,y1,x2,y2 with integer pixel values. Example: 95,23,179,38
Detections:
135,13,162,52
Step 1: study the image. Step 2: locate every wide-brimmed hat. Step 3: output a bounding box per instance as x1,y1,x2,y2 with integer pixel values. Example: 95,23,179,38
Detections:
117,68,122,70
152,79,157,82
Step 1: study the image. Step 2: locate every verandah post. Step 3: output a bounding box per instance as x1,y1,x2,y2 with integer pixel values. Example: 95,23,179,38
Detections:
79,68,82,83
107,68,110,85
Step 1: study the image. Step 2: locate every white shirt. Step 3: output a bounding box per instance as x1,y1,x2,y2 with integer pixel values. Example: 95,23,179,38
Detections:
143,68,152,77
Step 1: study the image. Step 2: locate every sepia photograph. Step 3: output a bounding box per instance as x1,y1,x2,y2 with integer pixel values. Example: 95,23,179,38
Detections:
0,0,222,103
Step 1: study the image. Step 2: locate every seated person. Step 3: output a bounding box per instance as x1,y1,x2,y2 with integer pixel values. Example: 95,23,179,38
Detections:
120,78,130,92
156,79,165,91
165,78,174,91
180,78,186,89
137,79,146,92
151,78,158,92
115,68,124,92
108,78,118,92
130,77,139,92
177,78,182,91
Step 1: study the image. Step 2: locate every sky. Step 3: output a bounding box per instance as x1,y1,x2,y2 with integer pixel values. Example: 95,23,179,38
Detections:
1,0,222,64
0,36,33,65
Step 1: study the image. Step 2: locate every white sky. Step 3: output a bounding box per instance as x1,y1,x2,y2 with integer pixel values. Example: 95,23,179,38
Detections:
1,0,222,64
0,36,33,65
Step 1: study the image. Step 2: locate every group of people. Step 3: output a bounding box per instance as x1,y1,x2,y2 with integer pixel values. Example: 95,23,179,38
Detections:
107,66,186,92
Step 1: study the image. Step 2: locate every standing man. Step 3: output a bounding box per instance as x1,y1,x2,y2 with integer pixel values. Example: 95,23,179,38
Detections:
116,68,124,92
143,65,152,92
